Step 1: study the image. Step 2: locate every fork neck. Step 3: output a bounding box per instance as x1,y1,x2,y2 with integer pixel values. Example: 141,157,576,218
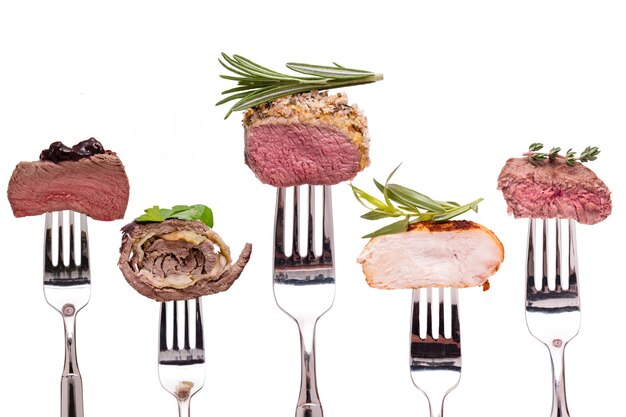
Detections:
548,343,571,417
61,303,80,375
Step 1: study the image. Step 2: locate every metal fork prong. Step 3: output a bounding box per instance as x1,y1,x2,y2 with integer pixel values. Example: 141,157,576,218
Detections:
426,288,434,339
172,301,179,350
411,288,421,339
554,219,562,290
450,289,461,343
307,186,316,260
321,186,334,263
292,186,301,262
79,213,89,269
57,211,64,267
68,211,77,268
541,219,549,291
44,212,54,271
183,301,191,350
274,188,287,258
568,219,579,293
195,298,204,350
438,288,445,339
159,303,168,351
526,218,536,297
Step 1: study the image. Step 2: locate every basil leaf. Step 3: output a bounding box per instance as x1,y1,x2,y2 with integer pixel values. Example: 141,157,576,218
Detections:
135,204,214,228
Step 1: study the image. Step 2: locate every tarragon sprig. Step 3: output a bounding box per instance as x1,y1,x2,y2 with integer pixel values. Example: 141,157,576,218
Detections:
527,143,600,166
216,53,383,119
350,165,483,238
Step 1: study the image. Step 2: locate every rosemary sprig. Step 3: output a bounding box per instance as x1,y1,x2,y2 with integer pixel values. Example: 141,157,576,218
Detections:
526,143,600,166
216,53,383,119
350,165,483,238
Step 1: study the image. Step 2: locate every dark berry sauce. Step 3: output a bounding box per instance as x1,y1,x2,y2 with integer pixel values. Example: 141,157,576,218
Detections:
40,138,105,163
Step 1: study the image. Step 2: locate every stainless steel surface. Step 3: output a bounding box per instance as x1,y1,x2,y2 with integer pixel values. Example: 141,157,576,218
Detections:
273,186,336,417
525,219,581,417
43,211,91,417
158,299,206,417
409,288,462,417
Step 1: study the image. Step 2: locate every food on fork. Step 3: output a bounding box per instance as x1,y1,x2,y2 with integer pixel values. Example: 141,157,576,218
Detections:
118,205,252,302
7,138,130,221
358,221,504,289
216,53,382,187
497,143,611,225
352,165,504,290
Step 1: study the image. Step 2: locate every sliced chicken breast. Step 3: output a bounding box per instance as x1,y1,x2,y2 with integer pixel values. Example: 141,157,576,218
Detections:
357,220,504,289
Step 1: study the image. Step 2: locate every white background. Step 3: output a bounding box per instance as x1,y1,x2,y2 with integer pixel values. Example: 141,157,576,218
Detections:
0,1,624,416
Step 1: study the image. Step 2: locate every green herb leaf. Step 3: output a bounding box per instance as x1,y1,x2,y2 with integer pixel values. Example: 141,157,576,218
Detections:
217,53,383,118
135,204,214,228
351,166,483,238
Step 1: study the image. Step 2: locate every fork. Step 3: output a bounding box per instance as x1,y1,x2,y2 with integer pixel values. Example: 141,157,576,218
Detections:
525,219,581,417
158,298,206,417
43,211,91,417
273,185,336,417
409,288,462,417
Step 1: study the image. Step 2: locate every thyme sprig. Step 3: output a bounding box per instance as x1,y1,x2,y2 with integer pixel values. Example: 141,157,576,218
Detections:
350,165,483,238
216,53,383,119
527,143,600,166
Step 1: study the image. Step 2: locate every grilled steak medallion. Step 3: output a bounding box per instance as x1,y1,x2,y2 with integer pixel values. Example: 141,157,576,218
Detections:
497,157,612,225
118,219,252,301
8,139,129,221
243,91,370,187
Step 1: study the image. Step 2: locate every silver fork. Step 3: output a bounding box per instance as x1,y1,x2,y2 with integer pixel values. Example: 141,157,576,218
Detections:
43,211,91,417
525,219,581,417
158,299,206,417
409,288,462,417
273,185,336,417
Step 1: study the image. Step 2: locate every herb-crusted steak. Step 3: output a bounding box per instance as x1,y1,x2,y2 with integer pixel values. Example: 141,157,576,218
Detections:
497,157,612,224
243,91,370,187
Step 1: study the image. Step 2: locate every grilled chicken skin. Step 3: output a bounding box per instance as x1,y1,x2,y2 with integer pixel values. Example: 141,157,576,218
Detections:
357,221,504,289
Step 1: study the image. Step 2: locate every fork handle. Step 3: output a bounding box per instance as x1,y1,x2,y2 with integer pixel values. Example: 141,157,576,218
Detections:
548,343,570,417
61,309,84,417
295,319,323,417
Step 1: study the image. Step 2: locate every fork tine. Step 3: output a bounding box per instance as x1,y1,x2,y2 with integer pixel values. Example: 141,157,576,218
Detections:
44,212,54,271
411,288,421,339
438,288,445,339
307,186,316,260
79,213,89,269
321,186,334,263
183,300,191,350
541,219,549,291
57,211,64,266
568,220,579,293
292,186,301,262
195,298,204,350
426,288,434,339
274,188,286,259
68,211,76,267
555,219,562,290
526,219,536,297
450,288,461,343
159,302,168,351
172,301,179,350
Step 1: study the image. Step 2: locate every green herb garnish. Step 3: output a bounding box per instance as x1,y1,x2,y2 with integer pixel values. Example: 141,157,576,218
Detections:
216,53,383,119
136,205,214,228
527,143,600,167
350,165,483,238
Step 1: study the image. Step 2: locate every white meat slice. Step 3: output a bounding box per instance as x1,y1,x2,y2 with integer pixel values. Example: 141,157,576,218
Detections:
357,220,504,289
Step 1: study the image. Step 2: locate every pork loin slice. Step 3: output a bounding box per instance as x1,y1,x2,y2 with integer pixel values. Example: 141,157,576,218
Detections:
118,219,252,301
357,221,504,289
497,157,612,225
8,152,130,221
243,91,370,187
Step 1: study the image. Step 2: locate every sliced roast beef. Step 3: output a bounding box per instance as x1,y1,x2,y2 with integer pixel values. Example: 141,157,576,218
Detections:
357,221,504,290
8,139,129,221
497,157,612,225
118,219,252,302
243,90,370,187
